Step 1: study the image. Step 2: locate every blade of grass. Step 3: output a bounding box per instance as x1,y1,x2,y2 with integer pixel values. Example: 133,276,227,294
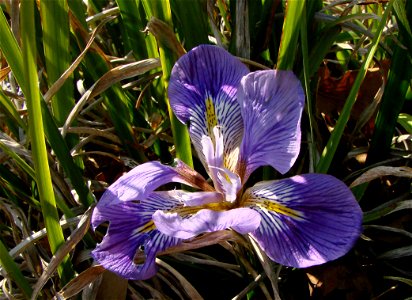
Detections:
20,0,73,283
0,8,25,91
0,7,94,208
393,0,412,54
170,0,209,50
115,0,152,58
367,0,412,165
0,165,41,208
40,0,74,126
69,9,148,163
0,239,33,299
143,1,193,168
277,0,305,70
0,136,35,180
300,0,318,171
0,89,27,133
316,0,395,173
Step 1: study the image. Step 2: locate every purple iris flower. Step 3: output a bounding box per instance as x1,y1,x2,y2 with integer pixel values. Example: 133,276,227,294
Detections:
91,45,362,280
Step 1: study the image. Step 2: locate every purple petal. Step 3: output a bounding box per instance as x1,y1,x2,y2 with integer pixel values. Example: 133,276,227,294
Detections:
214,167,242,202
168,45,249,173
91,192,182,280
92,160,210,226
243,174,362,268
153,207,261,239
201,126,224,186
159,190,224,206
237,70,304,180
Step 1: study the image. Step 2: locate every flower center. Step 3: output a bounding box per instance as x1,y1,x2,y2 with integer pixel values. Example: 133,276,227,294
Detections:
201,126,242,203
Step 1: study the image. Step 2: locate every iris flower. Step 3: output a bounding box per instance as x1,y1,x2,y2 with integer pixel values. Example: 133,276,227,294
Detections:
91,45,362,280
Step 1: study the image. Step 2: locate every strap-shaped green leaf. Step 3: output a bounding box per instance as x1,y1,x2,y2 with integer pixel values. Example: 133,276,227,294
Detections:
20,0,74,283
316,0,395,173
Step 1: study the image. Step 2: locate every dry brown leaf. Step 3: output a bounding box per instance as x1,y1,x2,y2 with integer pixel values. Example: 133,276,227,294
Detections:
316,61,390,121
0,66,11,82
55,265,106,299
350,166,412,187
31,207,93,300
156,258,204,300
61,58,160,138
94,270,128,300
44,16,115,103
146,17,186,58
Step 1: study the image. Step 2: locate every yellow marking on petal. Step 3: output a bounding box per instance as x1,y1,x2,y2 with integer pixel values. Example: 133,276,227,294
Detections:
224,147,240,172
135,220,156,234
224,173,232,183
205,97,218,138
168,201,233,217
258,200,304,219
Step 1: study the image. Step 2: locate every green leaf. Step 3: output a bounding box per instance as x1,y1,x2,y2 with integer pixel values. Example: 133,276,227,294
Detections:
366,4,412,165
0,239,33,299
384,276,412,287
393,0,412,58
170,0,209,50
300,0,317,171
0,8,25,92
69,9,148,163
0,90,27,134
40,0,74,126
277,0,305,70
1,6,93,208
20,0,74,283
397,113,412,134
116,0,154,58
316,0,395,173
143,1,193,168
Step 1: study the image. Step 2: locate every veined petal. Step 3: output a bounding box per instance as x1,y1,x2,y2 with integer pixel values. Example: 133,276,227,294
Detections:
214,166,242,202
243,174,362,268
201,126,224,187
160,190,224,207
91,192,182,280
169,45,249,173
238,70,304,180
92,159,212,223
153,207,261,239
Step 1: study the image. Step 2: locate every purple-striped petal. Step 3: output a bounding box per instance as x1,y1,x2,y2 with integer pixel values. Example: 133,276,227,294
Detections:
153,207,261,239
92,160,211,224
237,70,304,180
159,190,224,206
242,174,362,268
91,192,182,280
168,45,249,173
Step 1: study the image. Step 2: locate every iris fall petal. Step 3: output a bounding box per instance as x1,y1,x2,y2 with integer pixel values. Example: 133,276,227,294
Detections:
243,174,362,268
91,192,182,280
153,207,261,239
92,159,210,221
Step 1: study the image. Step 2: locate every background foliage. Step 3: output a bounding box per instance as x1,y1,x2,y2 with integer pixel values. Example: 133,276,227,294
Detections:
0,0,411,299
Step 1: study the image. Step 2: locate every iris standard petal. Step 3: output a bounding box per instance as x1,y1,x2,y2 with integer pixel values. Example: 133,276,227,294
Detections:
242,174,362,268
237,70,304,180
91,192,182,280
152,207,261,239
168,45,249,173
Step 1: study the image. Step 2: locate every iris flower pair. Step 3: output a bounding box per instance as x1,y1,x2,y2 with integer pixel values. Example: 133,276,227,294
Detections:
91,45,362,280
